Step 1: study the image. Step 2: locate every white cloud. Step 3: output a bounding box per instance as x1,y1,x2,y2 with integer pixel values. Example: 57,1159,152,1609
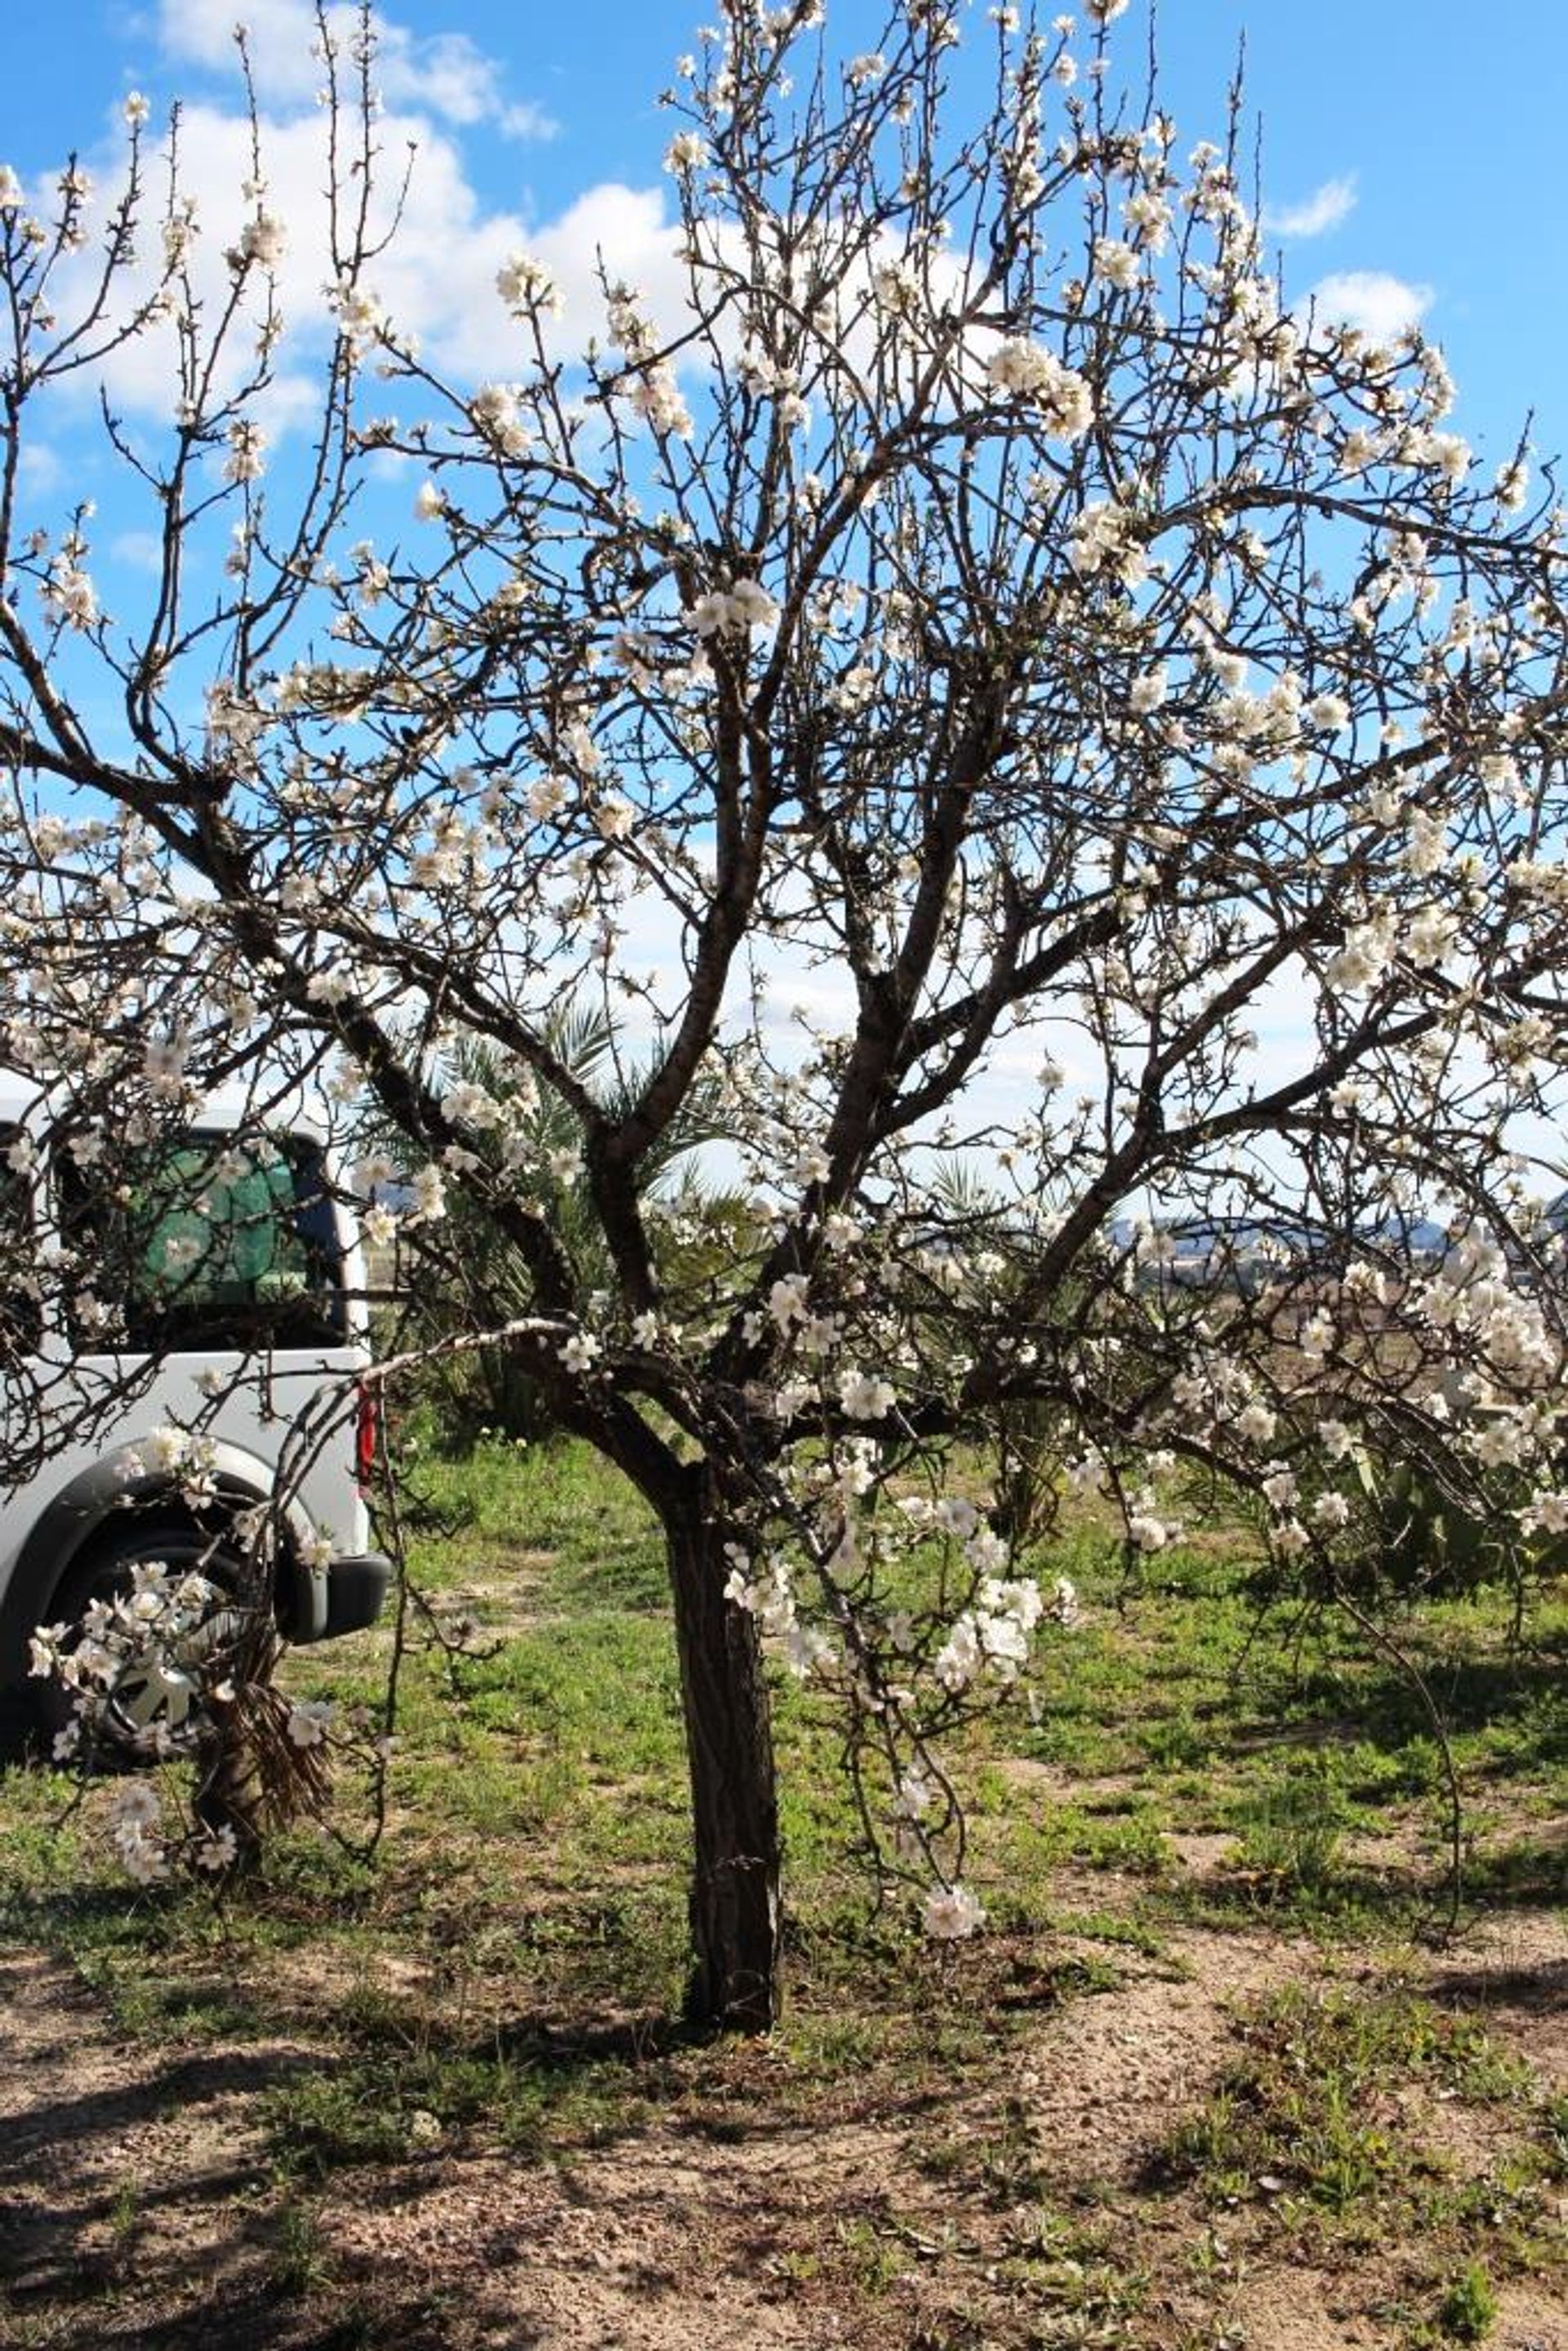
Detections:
1263,174,1356,239
109,529,168,572
18,442,64,492
154,0,555,140
1304,269,1433,341
33,83,684,428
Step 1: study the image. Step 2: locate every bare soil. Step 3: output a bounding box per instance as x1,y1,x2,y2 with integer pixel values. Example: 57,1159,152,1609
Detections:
3,1890,1564,2351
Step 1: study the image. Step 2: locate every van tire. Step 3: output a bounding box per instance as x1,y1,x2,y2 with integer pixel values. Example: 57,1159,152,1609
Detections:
0,1681,34,1767
35,1521,270,1761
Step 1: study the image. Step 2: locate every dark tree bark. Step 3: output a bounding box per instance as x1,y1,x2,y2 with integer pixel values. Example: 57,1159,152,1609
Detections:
664,1461,782,2033
194,1728,266,1872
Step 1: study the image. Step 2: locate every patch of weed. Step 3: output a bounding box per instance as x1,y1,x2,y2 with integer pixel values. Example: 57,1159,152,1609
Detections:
1158,1984,1533,2219
1228,1756,1348,1894
1436,2260,1498,2343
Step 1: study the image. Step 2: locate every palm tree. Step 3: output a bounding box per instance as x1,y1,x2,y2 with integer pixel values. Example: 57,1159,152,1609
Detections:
371,1004,744,1444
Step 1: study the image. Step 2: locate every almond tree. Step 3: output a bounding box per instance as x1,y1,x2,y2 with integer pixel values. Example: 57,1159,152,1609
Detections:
2,0,1566,2028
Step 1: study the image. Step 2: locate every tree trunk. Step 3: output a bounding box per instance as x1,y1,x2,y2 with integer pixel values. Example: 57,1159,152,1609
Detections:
665,1465,782,2033
194,1719,266,1873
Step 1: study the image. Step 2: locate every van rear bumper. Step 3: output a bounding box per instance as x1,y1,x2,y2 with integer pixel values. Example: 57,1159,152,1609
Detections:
305,1552,394,1642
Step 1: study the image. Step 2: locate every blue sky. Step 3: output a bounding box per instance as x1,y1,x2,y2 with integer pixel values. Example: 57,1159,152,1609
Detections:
3,0,1564,615
5,0,1566,479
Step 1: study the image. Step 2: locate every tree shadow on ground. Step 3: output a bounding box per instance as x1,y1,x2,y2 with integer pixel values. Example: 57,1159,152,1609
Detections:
1233,1649,1567,1765
0,1993,556,2351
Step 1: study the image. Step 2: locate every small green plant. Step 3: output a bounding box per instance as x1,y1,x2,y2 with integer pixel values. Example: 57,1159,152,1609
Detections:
269,2193,334,2296
973,2095,1048,2203
835,2215,907,2297
1437,2260,1497,2344
1543,2091,1568,2182
108,2175,141,2254
1232,1757,1347,1895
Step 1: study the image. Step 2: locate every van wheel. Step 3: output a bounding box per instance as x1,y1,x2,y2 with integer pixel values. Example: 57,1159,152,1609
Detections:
37,1523,269,1761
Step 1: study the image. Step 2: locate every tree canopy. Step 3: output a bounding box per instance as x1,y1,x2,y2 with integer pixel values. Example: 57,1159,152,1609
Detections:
2,0,1566,2024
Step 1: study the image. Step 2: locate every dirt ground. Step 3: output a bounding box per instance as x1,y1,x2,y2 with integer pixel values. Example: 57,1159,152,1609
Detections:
2,1893,1565,2351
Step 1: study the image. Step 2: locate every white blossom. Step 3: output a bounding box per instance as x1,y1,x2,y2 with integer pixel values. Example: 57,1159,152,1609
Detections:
286,1699,336,1750
497,252,562,316
238,210,285,269
664,131,709,175
922,1881,986,1939
985,341,1095,439
838,1367,896,1421
594,797,635,841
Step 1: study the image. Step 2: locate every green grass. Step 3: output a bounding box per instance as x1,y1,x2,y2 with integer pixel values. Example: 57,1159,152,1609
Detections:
6,1436,1565,2028
2,1435,1565,2351
1435,2261,1499,2344
1152,1977,1564,2327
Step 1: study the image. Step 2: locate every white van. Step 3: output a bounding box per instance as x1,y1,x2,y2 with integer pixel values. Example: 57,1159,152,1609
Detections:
0,1080,390,1754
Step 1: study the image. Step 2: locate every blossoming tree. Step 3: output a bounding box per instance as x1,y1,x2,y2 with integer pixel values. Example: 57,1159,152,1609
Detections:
2,0,1566,2027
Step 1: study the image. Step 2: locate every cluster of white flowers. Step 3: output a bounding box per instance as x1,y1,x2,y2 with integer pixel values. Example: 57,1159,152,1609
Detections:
409,1164,447,1222
1404,904,1459,968
1092,235,1141,292
594,796,636,842
723,1545,834,1680
687,579,781,635
605,286,655,361
286,1697,336,1750
737,345,809,431
985,340,1095,439
871,258,920,318
1124,186,1174,251
1325,913,1396,995
496,251,563,317
837,1365,897,1421
470,381,534,458
768,1269,810,1331
922,1880,986,1939
328,278,386,350
1521,1492,1568,1538
223,420,267,484
1494,457,1530,511
1067,501,1148,588
627,362,693,439
42,559,98,631
105,1780,169,1885
933,1571,1047,1692
559,1329,602,1374
236,210,285,270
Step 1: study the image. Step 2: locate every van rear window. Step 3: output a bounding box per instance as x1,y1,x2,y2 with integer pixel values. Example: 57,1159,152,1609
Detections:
62,1131,348,1351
